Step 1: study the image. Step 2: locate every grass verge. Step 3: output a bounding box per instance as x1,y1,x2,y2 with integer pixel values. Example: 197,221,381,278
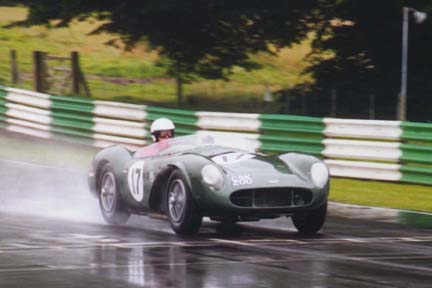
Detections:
330,178,432,212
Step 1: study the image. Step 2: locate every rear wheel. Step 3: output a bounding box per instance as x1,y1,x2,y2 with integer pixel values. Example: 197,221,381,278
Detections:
292,201,327,234
167,170,202,235
98,164,130,225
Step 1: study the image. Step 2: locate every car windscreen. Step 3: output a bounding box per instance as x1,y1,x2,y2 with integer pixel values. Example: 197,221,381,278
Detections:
135,134,256,157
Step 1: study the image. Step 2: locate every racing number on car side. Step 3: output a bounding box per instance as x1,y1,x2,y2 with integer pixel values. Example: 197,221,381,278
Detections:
133,169,141,196
231,175,253,186
127,161,145,202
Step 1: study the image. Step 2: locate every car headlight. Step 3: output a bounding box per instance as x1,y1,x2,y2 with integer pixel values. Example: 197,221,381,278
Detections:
201,164,225,190
311,162,329,188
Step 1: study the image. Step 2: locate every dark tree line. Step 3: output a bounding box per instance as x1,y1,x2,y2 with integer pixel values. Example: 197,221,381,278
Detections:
5,0,432,121
306,0,432,121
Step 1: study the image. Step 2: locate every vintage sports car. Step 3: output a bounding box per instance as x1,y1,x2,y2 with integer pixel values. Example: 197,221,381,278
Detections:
88,134,330,235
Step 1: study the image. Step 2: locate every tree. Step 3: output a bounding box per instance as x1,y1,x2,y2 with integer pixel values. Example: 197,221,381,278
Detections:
11,0,323,105
14,1,320,78
304,0,432,121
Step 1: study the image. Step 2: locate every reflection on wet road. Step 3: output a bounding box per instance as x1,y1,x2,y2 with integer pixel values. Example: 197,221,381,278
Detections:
1,159,432,287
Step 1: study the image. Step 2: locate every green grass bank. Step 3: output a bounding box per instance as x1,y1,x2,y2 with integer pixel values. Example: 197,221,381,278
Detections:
0,6,312,113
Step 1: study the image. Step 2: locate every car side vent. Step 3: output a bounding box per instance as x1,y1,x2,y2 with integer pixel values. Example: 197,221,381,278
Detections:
230,188,313,208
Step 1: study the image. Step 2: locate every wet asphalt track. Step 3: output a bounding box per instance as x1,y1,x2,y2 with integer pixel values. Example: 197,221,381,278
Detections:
1,158,432,287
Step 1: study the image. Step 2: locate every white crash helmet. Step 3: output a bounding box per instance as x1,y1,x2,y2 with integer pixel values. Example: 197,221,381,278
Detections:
150,118,175,142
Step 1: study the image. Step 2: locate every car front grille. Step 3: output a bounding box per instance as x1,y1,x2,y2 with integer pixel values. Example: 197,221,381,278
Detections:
230,188,313,208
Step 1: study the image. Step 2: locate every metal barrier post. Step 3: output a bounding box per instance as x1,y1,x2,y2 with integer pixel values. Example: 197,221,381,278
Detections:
33,51,45,92
10,49,18,85
71,51,80,95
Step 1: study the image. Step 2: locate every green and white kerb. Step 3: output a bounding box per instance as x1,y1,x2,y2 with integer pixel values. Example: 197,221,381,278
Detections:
0,86,431,185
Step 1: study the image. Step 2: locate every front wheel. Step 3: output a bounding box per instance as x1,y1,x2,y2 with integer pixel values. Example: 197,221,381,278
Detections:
98,164,130,225
167,170,202,235
292,201,327,234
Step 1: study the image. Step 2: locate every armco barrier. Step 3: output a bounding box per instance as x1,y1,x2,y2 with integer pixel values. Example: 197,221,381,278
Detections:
0,86,431,185
259,114,325,156
401,121,432,142
323,118,403,140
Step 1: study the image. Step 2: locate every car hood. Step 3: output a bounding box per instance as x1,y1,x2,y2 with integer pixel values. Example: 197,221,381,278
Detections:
209,151,293,175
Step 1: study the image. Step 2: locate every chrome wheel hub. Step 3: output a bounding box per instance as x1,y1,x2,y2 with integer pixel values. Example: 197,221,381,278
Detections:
100,172,116,212
168,179,186,222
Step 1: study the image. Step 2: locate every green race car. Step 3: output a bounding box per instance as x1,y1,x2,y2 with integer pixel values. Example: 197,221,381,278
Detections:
88,134,330,235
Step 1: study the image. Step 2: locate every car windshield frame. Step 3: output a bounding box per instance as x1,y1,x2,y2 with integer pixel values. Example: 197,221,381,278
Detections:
134,134,256,158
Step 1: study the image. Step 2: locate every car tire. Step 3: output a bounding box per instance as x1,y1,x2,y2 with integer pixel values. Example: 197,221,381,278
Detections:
167,170,202,235
292,201,327,234
98,163,130,225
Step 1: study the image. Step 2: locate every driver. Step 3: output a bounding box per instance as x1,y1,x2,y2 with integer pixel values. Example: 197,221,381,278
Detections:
134,118,175,158
150,118,175,142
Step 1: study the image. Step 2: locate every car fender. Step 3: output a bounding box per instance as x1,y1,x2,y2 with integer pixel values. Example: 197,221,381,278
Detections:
147,161,194,213
168,161,193,190
90,145,133,196
279,152,319,174
279,152,329,190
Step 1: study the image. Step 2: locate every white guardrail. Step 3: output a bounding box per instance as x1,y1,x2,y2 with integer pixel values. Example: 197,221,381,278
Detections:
321,118,406,182
1,86,431,185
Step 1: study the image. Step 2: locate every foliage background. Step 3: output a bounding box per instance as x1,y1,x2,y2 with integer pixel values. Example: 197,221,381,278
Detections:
2,1,432,121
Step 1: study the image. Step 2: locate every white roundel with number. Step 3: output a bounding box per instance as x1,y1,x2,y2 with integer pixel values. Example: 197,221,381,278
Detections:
127,161,145,202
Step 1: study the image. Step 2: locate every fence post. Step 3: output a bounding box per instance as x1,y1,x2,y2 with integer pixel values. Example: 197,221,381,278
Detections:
302,94,308,115
71,51,80,95
176,75,183,107
284,92,290,114
10,49,18,85
33,51,45,92
330,88,337,117
369,94,375,119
